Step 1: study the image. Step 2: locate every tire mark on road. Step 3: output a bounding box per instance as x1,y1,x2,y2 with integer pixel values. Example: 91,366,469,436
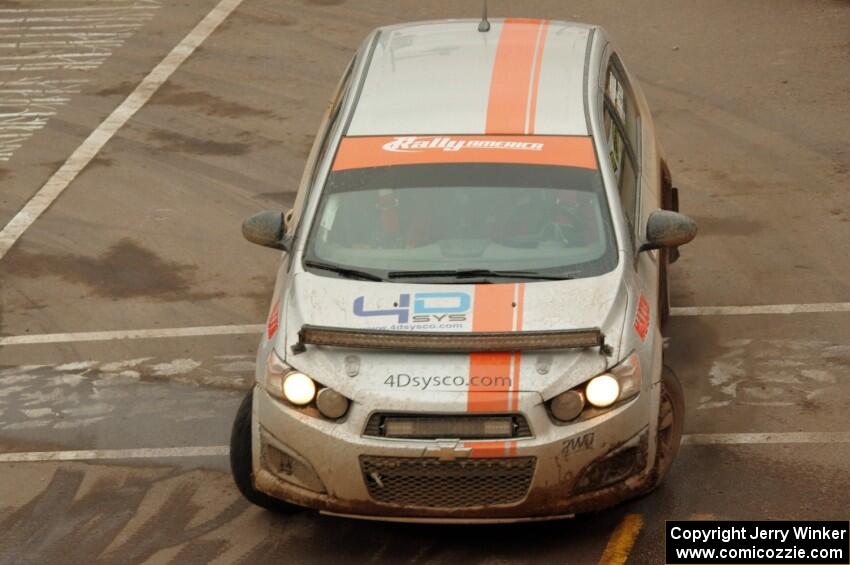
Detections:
0,356,250,432
0,464,246,565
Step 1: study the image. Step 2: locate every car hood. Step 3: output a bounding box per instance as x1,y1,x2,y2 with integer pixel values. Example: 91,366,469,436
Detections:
278,270,629,403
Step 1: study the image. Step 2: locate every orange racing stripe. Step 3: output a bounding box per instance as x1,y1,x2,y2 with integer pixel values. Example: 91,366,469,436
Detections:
467,284,515,413
464,440,518,459
526,21,550,134
510,283,525,412
466,284,526,457
485,19,545,134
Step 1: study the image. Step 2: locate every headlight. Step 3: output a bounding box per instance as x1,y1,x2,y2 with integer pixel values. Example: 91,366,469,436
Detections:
547,352,642,422
264,350,349,419
282,372,316,405
550,390,585,422
316,388,349,419
585,374,620,408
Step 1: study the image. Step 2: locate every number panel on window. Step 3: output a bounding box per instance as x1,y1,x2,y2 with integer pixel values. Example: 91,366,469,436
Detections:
603,56,641,243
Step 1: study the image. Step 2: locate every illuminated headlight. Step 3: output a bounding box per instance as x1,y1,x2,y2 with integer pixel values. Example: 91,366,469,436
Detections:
585,374,620,408
264,350,348,418
547,352,642,422
283,372,316,406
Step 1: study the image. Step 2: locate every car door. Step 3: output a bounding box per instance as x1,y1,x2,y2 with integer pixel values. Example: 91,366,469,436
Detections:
601,52,662,338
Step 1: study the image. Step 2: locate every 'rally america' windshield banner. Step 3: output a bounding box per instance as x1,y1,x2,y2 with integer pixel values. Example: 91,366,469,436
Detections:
331,135,598,171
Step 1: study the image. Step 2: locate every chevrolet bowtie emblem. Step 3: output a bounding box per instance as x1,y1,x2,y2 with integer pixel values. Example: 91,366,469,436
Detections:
425,443,472,461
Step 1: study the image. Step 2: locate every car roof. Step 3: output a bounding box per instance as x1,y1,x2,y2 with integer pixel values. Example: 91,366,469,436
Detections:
346,19,596,137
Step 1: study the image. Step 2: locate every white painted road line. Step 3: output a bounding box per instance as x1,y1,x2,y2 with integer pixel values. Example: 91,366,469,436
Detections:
0,0,245,258
0,446,228,463
671,303,850,316
682,432,850,446
3,301,850,346
1,433,848,463
0,324,264,346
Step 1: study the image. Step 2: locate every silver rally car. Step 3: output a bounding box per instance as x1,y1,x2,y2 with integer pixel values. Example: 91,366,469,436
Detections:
231,17,697,522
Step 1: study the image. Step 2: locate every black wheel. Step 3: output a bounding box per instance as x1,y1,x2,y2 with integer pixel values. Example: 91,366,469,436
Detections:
650,365,685,488
230,389,302,513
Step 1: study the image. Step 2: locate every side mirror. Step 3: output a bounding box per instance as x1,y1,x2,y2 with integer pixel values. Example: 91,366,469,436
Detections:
242,210,290,250
640,210,697,252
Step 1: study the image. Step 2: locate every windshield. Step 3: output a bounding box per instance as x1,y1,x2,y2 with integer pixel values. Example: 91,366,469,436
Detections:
303,163,617,281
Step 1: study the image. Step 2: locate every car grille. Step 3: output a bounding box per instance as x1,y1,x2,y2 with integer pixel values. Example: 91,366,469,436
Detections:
363,413,532,439
360,455,535,508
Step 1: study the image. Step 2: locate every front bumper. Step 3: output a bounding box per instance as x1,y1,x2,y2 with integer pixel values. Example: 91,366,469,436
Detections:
251,384,661,521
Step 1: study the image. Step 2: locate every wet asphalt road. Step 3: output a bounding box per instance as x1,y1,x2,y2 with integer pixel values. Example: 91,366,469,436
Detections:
0,1,849,563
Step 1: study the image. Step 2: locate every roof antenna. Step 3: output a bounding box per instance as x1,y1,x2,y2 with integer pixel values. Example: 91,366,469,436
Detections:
478,0,490,32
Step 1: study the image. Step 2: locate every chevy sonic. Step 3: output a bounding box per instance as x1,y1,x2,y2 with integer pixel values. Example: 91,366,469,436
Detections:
230,16,697,522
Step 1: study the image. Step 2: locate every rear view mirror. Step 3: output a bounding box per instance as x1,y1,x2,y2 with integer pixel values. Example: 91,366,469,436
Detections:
640,210,697,252
242,210,290,250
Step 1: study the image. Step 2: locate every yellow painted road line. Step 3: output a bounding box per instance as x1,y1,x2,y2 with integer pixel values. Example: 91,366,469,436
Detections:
598,514,644,565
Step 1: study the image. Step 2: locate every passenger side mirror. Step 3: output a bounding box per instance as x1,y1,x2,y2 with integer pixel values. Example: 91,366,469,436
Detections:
640,210,697,252
242,210,291,251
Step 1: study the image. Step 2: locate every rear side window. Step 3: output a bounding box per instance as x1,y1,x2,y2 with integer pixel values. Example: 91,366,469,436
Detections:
603,57,640,241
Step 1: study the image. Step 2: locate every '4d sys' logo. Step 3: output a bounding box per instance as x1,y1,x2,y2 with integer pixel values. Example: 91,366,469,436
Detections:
353,292,470,324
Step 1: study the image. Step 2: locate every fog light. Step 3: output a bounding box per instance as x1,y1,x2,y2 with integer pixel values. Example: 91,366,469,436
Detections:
261,436,326,493
585,374,620,408
316,387,349,419
283,372,316,405
550,390,585,422
574,431,648,493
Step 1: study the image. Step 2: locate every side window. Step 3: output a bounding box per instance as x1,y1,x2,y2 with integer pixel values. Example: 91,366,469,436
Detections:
603,57,640,241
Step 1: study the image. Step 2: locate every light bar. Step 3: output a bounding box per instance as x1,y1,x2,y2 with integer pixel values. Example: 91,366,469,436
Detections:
294,325,605,353
383,416,514,439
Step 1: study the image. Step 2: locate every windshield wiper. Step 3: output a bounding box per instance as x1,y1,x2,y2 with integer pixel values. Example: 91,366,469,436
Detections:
387,269,572,281
304,260,383,281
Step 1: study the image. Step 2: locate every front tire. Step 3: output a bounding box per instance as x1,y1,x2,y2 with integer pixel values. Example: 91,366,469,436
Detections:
230,389,301,513
650,365,685,488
